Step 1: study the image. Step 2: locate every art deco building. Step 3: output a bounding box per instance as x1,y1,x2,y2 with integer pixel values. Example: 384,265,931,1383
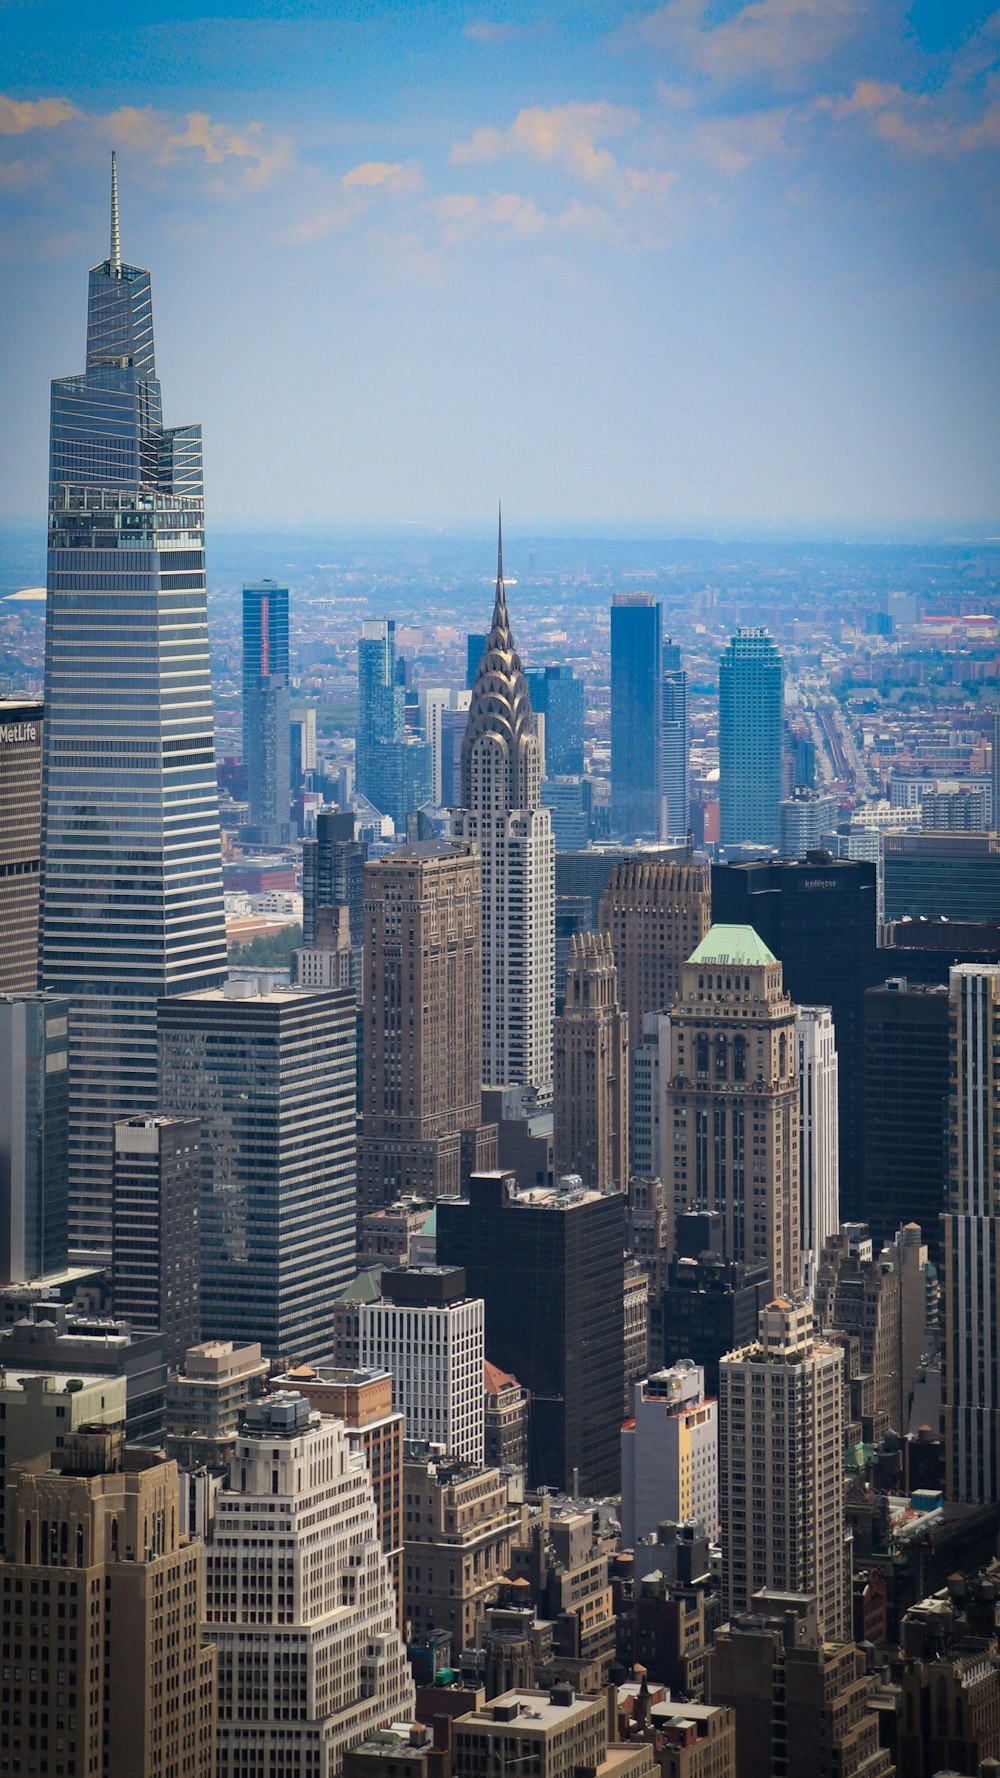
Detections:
40,158,226,1255
401,1449,521,1650
718,627,784,849
0,699,43,992
943,963,1000,1502
667,925,800,1297
452,518,554,1106
554,931,629,1194
203,1392,414,1778
359,840,495,1209
718,1301,846,1640
2,1425,216,1778
598,861,711,1045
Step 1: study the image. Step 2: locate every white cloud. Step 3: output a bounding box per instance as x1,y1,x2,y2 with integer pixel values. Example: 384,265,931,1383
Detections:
636,0,862,86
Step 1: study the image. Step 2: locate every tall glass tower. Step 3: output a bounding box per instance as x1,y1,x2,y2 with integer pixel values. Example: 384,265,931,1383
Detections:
718,627,784,849
242,580,290,845
661,638,689,840
40,157,227,1256
610,593,662,841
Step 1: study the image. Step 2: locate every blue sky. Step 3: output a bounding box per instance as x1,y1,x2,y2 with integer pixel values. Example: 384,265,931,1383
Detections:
1,0,998,530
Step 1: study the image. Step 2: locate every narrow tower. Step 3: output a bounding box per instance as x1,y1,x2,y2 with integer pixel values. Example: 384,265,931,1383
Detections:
554,931,629,1194
453,513,555,1105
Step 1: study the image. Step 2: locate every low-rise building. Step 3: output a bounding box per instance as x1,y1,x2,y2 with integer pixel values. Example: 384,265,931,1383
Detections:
165,1338,269,1468
452,1687,656,1778
484,1361,529,1471
403,1449,521,1649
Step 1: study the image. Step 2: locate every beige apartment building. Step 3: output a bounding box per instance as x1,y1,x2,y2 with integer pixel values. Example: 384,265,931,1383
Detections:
403,1450,521,1648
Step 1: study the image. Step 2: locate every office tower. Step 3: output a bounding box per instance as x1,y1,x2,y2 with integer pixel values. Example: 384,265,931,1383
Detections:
204,1392,415,1775
993,709,1000,834
158,980,356,1363
630,1014,671,1180
667,926,800,1296
453,520,555,1105
437,1171,624,1494
241,578,290,843
795,1006,840,1298
357,618,432,827
402,1450,520,1649
165,1338,268,1469
359,841,494,1210
0,991,69,1284
526,664,585,775
620,1363,718,1567
707,1594,892,1778
943,964,1000,1503
2,1426,216,1778
658,1212,770,1394
111,1114,201,1366
599,860,712,1043
661,639,689,840
302,804,367,988
292,901,353,988
779,787,839,859
718,628,784,848
863,979,949,1262
419,685,471,803
611,592,662,840
553,932,629,1194
0,699,43,992
883,831,1000,921
718,1300,845,1638
815,1222,903,1438
40,159,227,1257
624,1254,650,1412
541,774,592,848
712,857,878,1221
290,703,317,791
466,630,487,690
439,704,469,806
359,1265,485,1464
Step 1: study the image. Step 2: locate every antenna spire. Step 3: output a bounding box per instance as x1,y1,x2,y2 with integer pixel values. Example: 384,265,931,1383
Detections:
110,150,121,277
497,500,503,585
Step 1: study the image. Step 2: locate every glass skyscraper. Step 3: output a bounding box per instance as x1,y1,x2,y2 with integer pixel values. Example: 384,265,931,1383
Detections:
718,626,784,849
526,664,585,776
610,593,662,841
242,580,290,845
40,157,226,1255
356,618,431,828
661,638,689,840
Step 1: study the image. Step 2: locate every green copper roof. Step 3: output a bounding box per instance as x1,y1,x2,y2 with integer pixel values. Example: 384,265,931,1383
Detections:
333,1263,384,1304
687,924,777,967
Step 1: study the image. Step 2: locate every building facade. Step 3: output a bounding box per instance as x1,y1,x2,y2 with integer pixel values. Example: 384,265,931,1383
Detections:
611,593,662,841
795,1006,840,1299
357,618,432,828
553,931,629,1194
661,639,689,841
620,1362,718,1566
40,159,227,1256
241,579,290,845
0,991,69,1284
718,628,784,849
526,664,585,776
359,1265,485,1464
862,978,949,1263
598,861,712,1048
0,699,43,993
111,1114,201,1366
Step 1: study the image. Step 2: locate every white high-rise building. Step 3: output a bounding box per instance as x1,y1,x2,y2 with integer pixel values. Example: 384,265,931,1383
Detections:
795,1006,840,1299
203,1391,414,1777
420,685,472,804
719,1299,845,1640
453,516,555,1106
359,1265,485,1464
630,1011,671,1180
620,1360,718,1575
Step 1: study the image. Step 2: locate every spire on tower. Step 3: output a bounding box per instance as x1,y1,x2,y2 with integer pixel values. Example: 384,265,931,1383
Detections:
110,150,121,278
497,501,503,585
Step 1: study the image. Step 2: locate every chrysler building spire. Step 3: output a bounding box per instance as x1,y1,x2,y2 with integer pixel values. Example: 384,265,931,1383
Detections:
461,508,540,813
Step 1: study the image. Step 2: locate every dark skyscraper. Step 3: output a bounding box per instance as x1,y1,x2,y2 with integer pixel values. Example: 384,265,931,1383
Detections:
611,593,662,841
526,664,585,776
0,700,43,994
40,157,226,1256
661,640,689,840
863,978,949,1264
718,627,784,848
302,807,367,989
437,1171,624,1495
0,992,69,1284
242,579,290,845
112,1114,201,1367
466,631,488,691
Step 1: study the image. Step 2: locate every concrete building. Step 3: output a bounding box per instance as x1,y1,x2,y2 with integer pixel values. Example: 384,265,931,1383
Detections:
621,1362,718,1570
779,788,839,860
402,1449,521,1649
2,1425,216,1778
0,991,69,1285
0,1301,166,1447
630,1013,671,1182
719,1302,846,1640
453,1687,655,1778
598,861,711,1050
359,841,495,1210
554,931,629,1194
165,1338,269,1469
623,1258,650,1416
0,1364,126,1544
204,1393,414,1776
360,1265,485,1465
816,1223,903,1439
0,698,43,993
795,1006,840,1299
111,1115,201,1367
667,925,801,1297
360,1196,435,1266
484,1360,529,1471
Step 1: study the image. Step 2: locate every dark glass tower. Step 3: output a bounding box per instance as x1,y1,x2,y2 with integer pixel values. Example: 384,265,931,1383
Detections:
526,664,585,776
242,579,290,845
718,627,784,848
356,619,431,827
40,157,226,1255
661,639,689,840
611,593,662,841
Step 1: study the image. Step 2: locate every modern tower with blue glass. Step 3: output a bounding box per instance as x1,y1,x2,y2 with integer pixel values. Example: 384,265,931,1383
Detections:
40,158,227,1256
242,579,290,845
611,593,662,841
718,627,784,850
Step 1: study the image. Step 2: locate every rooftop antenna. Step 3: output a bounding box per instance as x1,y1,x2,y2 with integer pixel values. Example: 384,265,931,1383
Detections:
110,150,121,277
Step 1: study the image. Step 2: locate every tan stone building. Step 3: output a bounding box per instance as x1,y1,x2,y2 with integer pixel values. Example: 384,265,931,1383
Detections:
359,840,496,1211
815,1224,904,1439
1,1425,215,1778
452,1687,656,1778
484,1360,529,1471
403,1451,521,1649
598,859,711,1043
165,1337,269,1469
554,931,629,1194
648,1698,736,1778
667,924,800,1297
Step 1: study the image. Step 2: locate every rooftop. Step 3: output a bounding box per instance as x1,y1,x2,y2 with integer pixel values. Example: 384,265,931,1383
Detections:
688,923,776,968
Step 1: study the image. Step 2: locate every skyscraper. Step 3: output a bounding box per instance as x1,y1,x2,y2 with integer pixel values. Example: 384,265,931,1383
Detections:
599,860,711,1043
158,980,357,1363
795,1006,840,1299
0,991,69,1283
40,157,226,1255
942,964,1000,1503
718,627,784,848
358,840,495,1209
661,639,689,840
525,664,585,776
862,978,949,1263
611,593,662,840
667,926,800,1297
112,1114,202,1366
0,699,43,993
302,805,367,984
359,1264,485,1464
553,931,629,1194
242,578,290,844
453,517,554,1105
357,618,431,828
